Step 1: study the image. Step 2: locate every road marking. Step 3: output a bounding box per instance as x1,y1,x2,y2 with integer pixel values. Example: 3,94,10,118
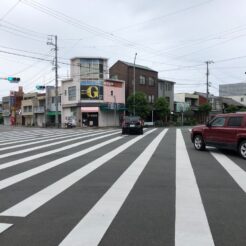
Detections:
0,130,117,158
0,223,12,234
59,129,167,246
0,131,120,170
0,130,97,146
210,151,246,193
0,129,156,217
175,129,214,246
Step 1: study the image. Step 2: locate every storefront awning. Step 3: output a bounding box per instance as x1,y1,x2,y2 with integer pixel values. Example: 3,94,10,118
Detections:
81,107,99,113
47,111,61,116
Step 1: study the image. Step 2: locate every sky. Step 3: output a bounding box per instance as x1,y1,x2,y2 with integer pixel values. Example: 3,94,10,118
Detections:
1,0,246,100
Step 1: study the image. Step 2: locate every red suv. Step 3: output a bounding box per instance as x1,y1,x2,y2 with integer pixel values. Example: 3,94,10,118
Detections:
191,113,246,159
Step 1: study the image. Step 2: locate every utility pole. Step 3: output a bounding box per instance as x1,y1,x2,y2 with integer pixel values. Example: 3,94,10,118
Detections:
133,52,137,116
205,60,214,102
47,35,59,127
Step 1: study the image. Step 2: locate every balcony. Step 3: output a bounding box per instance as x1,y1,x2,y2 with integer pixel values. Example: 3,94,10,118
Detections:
33,106,45,113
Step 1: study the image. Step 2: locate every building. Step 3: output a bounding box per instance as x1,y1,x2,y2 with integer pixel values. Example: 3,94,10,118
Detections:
219,83,246,96
174,93,199,111
21,86,61,127
109,60,158,104
158,79,175,111
2,86,23,126
61,57,125,127
21,92,39,126
45,86,62,126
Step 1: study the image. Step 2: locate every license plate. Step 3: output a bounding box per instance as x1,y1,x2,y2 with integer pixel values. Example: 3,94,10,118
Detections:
130,124,135,127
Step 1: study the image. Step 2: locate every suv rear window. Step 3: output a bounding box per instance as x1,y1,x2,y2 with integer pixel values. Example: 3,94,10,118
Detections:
227,117,243,127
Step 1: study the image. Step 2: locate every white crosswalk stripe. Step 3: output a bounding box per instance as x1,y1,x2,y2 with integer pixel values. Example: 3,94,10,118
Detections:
175,129,214,246
0,131,120,170
0,127,245,246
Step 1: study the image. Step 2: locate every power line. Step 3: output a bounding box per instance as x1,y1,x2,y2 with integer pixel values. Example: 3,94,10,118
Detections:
0,0,21,22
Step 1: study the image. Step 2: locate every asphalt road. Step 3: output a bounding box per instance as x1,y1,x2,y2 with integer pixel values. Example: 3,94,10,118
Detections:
0,126,245,246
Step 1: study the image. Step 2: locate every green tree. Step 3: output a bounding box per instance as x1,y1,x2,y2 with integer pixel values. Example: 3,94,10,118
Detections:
225,104,238,113
154,97,169,122
198,103,212,123
127,92,150,118
198,103,212,113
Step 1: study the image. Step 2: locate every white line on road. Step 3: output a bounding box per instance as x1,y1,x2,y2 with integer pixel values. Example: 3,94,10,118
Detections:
0,223,12,234
175,129,214,246
0,130,97,147
59,129,167,246
0,129,156,217
0,135,123,192
0,131,120,170
210,151,246,193
0,130,117,158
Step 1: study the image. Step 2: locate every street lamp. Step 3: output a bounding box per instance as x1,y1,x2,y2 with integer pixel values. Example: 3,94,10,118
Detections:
133,52,137,116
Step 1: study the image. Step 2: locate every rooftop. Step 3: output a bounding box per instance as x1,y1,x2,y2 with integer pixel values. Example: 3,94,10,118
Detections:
119,60,157,72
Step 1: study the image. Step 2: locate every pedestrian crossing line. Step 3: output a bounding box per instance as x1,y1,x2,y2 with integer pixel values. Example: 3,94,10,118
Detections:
0,130,63,139
175,129,214,246
0,130,116,156
0,129,157,218
0,223,12,234
0,135,123,192
59,128,167,246
0,131,120,170
210,151,246,193
0,130,99,146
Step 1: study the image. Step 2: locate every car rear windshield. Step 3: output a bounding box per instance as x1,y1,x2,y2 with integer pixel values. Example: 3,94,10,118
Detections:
124,116,141,122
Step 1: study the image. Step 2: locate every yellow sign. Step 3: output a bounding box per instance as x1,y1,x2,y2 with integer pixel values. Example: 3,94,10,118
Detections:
86,86,99,98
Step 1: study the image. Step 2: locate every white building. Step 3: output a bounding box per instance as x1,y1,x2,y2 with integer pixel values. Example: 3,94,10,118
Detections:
61,57,125,127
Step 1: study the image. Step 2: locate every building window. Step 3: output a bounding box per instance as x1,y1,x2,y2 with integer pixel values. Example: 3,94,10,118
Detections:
139,75,146,85
148,95,154,103
165,83,172,91
148,77,155,86
241,97,244,102
148,95,151,103
111,75,118,79
68,86,76,101
24,106,32,112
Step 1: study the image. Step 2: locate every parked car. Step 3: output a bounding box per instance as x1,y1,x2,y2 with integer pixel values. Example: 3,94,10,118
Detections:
191,113,246,159
122,116,144,135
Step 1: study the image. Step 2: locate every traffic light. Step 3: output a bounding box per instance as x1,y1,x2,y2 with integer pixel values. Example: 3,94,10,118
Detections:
7,77,20,83
36,85,46,90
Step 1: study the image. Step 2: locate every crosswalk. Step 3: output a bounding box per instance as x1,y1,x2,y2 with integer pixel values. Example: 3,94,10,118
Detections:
0,127,245,246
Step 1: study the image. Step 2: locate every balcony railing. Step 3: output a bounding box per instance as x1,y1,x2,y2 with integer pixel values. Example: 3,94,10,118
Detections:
33,106,45,113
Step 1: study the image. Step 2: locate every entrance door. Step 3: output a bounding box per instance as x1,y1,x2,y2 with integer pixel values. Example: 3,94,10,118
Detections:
82,112,98,127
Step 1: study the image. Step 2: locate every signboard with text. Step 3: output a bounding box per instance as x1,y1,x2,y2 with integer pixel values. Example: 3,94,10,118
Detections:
80,81,103,100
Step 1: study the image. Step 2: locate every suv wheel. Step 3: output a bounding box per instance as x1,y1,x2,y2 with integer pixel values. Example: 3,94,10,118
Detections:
238,140,246,159
194,135,205,151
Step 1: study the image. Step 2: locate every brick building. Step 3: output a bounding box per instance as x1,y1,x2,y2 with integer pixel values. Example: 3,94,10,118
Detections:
109,60,158,104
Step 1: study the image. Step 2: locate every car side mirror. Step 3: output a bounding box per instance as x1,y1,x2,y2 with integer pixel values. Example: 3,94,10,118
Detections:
206,122,211,127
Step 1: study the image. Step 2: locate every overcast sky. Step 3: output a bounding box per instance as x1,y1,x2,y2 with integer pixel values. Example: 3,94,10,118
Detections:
1,0,246,99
